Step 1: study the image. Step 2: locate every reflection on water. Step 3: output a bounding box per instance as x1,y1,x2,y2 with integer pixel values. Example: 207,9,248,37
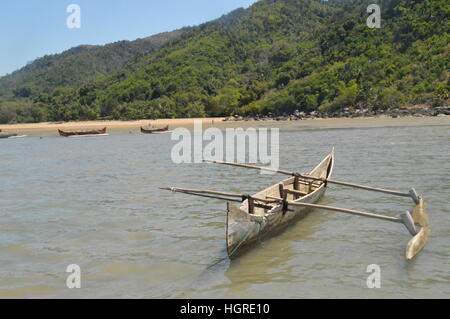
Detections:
0,117,449,298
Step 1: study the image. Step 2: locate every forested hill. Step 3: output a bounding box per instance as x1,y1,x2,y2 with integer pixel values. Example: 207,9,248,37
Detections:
0,0,448,124
0,29,184,100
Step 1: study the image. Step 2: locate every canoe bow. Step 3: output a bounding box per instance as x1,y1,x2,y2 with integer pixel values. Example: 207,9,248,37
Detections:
227,202,266,257
226,150,334,258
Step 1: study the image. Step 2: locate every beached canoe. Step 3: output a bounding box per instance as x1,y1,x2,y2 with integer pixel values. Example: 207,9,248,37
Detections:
0,133,18,139
140,126,169,134
226,150,334,257
58,127,107,137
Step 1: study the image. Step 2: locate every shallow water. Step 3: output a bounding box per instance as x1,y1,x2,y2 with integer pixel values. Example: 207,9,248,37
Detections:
0,117,449,298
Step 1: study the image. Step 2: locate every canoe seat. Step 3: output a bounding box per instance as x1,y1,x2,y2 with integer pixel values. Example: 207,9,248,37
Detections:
285,189,308,197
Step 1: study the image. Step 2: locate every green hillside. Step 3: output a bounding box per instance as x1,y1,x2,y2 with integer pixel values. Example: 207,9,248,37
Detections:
0,30,184,122
0,30,184,98
0,0,448,123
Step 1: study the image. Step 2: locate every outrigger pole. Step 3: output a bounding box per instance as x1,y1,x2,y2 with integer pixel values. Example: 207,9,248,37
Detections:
161,187,418,235
203,159,421,204
266,195,419,235
159,187,278,210
160,185,429,260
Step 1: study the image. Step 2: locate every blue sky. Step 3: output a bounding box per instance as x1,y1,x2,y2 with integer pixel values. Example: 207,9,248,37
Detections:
0,0,257,76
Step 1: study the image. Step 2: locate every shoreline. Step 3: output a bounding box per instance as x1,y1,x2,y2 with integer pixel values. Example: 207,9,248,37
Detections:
0,118,225,132
0,114,449,136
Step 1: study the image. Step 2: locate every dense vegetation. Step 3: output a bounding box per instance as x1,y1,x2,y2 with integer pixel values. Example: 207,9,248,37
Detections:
0,0,448,123
0,30,184,122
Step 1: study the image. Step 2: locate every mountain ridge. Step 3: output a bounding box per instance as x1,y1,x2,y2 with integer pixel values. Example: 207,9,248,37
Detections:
0,0,448,124
0,29,186,98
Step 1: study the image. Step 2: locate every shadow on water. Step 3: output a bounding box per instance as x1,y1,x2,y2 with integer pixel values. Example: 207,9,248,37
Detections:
186,202,333,298
223,208,331,274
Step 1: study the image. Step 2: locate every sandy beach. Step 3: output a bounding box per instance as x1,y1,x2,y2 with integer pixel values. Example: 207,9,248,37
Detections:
1,115,449,137
0,118,225,132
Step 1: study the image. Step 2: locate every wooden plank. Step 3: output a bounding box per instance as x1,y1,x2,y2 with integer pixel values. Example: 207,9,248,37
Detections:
285,189,308,197
294,175,299,190
248,196,255,215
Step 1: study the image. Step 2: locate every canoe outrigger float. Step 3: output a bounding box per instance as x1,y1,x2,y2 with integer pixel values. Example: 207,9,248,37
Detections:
0,132,27,139
161,149,430,260
0,133,18,139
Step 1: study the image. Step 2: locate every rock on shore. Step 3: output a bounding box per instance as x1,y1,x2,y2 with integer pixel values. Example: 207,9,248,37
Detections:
224,106,450,122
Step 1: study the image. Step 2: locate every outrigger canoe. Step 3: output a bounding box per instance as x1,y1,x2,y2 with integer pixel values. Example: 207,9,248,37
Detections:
58,127,107,137
226,150,334,257
140,126,170,134
162,149,429,260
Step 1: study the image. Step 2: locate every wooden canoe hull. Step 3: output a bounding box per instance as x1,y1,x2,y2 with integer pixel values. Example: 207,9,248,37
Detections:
67,133,109,138
227,150,334,257
140,126,169,134
0,133,18,139
58,127,107,137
